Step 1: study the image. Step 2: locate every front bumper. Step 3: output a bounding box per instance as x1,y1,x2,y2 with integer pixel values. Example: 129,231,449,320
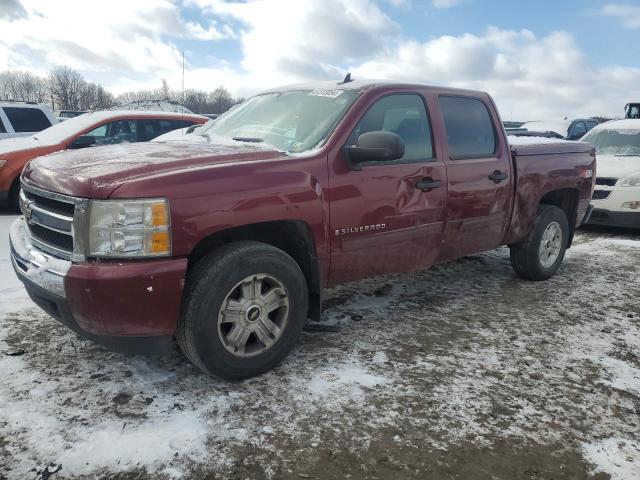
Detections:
10,218,188,354
588,209,640,229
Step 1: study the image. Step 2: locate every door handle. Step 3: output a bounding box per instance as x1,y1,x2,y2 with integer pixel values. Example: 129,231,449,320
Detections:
415,177,442,191
488,170,508,183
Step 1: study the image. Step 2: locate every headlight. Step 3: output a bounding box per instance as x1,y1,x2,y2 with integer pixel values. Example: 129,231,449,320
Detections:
88,199,171,258
620,172,640,187
0,160,6,170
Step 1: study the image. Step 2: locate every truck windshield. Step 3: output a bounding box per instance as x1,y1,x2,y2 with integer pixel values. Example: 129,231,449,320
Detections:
582,128,640,156
198,89,360,154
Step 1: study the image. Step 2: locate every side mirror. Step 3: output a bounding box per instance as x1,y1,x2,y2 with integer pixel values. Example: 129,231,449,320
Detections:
344,131,405,171
69,135,96,149
186,125,201,134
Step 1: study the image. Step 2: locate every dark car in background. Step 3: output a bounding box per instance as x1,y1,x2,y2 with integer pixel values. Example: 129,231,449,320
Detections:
519,118,599,140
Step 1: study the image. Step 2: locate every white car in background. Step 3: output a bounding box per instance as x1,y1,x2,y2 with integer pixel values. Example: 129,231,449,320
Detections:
0,102,58,139
582,119,640,228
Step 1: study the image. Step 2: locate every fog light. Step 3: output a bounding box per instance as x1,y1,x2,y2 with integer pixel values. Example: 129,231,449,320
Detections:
621,201,640,210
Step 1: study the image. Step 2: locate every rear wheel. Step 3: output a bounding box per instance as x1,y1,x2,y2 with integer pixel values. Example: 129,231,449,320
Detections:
177,241,308,379
510,205,569,281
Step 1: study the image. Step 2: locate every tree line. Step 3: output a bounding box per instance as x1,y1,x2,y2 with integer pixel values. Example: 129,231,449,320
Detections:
0,67,242,114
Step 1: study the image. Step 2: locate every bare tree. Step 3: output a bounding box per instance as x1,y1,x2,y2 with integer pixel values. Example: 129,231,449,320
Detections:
48,66,86,110
160,78,171,101
209,86,235,114
0,70,48,102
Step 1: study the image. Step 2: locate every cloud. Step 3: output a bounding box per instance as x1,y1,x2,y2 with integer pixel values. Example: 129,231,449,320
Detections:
351,27,640,118
0,0,26,20
0,0,637,118
0,0,231,84
599,3,640,28
192,0,398,83
432,0,464,8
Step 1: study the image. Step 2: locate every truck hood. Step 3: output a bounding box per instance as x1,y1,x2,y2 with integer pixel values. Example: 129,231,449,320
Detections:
22,139,287,198
596,154,640,179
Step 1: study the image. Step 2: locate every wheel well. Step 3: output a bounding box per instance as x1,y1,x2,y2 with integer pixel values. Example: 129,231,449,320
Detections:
539,188,578,247
188,221,322,321
8,176,21,211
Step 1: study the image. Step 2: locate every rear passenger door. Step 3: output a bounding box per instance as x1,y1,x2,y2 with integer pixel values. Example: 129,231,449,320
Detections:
437,95,512,261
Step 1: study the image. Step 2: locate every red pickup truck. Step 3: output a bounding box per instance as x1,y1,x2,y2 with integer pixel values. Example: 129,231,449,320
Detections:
9,80,596,379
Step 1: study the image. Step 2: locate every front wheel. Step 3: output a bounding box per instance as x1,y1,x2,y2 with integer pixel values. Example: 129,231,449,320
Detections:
177,241,308,379
510,205,569,281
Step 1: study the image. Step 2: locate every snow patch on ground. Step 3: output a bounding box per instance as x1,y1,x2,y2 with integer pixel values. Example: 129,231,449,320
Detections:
1,214,640,478
307,361,390,401
582,438,640,480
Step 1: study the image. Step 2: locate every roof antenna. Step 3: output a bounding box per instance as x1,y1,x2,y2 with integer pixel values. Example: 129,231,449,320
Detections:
337,73,352,85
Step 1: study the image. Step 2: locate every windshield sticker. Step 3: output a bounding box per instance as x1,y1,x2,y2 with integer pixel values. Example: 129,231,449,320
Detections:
308,88,343,98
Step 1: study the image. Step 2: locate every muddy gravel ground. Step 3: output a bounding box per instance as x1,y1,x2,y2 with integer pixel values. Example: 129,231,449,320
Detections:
1,212,639,480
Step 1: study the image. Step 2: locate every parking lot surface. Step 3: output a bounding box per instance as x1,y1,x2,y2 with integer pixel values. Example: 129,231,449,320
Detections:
1,212,639,480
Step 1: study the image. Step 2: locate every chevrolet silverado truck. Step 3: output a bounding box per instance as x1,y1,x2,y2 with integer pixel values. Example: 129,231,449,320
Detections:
9,80,596,379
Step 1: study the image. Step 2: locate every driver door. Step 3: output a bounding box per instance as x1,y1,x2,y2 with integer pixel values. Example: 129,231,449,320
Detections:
328,93,447,285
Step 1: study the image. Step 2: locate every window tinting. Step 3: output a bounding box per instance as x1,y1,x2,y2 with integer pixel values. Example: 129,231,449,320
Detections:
85,120,137,145
3,107,52,132
140,119,183,141
348,94,433,162
439,96,496,159
572,121,587,137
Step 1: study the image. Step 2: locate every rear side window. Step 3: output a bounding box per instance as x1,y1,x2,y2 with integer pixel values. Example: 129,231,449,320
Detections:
572,121,587,137
348,94,434,162
3,107,52,132
139,119,180,141
439,96,496,160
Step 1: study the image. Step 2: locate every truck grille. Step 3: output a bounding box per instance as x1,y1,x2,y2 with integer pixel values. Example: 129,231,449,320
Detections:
595,177,618,186
20,183,88,261
592,190,612,200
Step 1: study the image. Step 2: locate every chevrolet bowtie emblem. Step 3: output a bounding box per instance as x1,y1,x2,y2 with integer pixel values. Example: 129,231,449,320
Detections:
23,200,34,223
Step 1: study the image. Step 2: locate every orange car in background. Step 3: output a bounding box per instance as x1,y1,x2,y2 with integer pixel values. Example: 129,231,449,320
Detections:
0,110,207,210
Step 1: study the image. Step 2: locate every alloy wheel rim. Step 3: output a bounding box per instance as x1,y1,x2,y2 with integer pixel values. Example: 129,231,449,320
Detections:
217,273,290,357
539,221,563,268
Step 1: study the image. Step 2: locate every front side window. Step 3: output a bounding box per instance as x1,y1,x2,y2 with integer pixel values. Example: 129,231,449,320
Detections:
572,121,587,138
0,114,6,133
4,107,52,133
84,120,137,145
347,94,434,162
439,96,496,160
198,89,360,154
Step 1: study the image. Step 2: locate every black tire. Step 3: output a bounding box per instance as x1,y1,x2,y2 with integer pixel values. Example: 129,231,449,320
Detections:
177,241,308,379
510,205,569,281
8,179,20,212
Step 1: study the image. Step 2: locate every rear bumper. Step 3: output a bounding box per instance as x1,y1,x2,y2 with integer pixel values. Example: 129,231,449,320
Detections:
588,209,640,229
9,218,187,354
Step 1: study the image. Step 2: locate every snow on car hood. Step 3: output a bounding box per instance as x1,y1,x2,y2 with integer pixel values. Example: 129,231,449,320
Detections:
23,139,287,198
595,154,640,179
0,136,48,156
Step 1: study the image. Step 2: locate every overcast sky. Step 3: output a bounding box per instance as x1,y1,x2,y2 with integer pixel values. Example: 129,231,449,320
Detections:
1,0,639,119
